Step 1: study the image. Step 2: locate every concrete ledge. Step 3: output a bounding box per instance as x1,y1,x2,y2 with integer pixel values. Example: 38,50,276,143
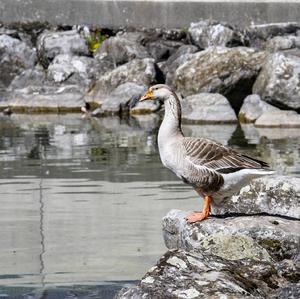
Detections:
0,1,300,28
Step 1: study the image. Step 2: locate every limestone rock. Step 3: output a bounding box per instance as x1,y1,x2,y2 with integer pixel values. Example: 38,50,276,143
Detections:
37,30,89,67
92,82,146,116
0,34,37,88
255,111,300,127
94,32,149,65
253,52,300,111
188,20,243,49
238,94,279,123
181,93,237,123
163,210,300,261
212,176,300,219
173,47,266,97
6,85,84,112
87,58,157,104
162,44,198,86
47,54,98,88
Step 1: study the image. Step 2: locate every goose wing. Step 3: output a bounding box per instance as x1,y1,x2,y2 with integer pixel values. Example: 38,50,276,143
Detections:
183,137,269,174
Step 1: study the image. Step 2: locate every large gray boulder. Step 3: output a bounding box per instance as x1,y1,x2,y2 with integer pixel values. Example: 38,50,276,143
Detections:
188,20,243,49
212,176,300,219
163,210,299,260
173,47,266,97
255,110,300,127
0,34,37,88
6,85,84,112
253,53,300,111
118,211,300,298
181,93,237,123
265,35,300,52
238,94,279,123
87,58,157,104
161,44,198,86
37,30,89,67
94,32,149,66
92,82,146,116
47,54,99,88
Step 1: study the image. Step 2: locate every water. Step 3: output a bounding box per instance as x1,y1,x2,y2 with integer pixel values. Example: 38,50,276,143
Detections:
0,113,299,298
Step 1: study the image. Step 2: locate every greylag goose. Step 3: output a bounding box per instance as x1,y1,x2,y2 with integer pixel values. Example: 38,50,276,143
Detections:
140,84,274,223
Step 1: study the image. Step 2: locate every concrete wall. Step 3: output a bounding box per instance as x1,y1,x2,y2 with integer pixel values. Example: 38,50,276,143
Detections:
0,0,300,28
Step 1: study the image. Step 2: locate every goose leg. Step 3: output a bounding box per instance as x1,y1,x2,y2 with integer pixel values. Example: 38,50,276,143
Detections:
185,195,212,223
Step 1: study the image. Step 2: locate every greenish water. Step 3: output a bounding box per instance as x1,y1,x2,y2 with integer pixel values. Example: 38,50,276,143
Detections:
0,114,299,298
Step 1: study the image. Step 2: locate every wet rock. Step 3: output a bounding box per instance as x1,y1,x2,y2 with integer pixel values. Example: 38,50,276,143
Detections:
47,54,99,88
188,20,243,49
0,34,37,88
92,82,146,116
253,53,300,111
212,176,300,219
87,58,157,104
161,44,198,86
181,93,237,123
246,22,300,48
238,94,279,123
37,30,89,67
173,47,266,98
117,247,299,299
255,111,300,127
130,100,160,115
163,210,300,260
94,32,149,66
6,85,84,112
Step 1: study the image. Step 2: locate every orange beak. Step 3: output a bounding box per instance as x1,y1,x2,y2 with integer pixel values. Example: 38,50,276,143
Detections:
140,89,153,102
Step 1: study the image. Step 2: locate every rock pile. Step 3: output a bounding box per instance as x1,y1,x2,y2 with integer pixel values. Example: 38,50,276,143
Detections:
0,21,299,121
117,176,300,298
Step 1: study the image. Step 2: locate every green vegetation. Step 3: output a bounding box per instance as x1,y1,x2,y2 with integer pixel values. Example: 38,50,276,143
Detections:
86,30,106,53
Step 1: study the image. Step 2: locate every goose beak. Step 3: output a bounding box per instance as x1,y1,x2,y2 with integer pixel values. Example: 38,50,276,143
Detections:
140,89,153,102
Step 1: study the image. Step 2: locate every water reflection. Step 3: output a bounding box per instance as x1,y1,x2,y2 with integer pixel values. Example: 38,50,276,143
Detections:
0,114,299,297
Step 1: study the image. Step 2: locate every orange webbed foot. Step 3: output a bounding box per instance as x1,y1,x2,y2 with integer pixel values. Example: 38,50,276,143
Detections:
185,195,212,224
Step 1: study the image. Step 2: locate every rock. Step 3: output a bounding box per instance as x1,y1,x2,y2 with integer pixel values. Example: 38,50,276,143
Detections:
37,30,89,67
173,47,266,98
212,176,300,219
188,20,243,49
47,54,99,88
253,53,300,111
181,93,237,123
92,82,146,116
117,248,283,298
146,39,183,62
163,210,300,261
161,44,198,86
0,34,37,88
265,35,300,52
246,22,300,48
130,100,160,115
238,94,279,123
87,58,157,104
255,111,300,127
6,85,84,112
94,32,149,66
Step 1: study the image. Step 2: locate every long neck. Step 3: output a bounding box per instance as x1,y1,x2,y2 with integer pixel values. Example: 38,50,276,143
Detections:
158,93,184,142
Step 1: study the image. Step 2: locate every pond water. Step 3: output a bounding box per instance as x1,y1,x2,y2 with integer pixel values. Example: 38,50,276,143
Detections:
0,113,299,298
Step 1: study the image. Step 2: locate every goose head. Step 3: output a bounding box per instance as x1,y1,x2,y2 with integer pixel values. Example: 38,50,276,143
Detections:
140,84,174,102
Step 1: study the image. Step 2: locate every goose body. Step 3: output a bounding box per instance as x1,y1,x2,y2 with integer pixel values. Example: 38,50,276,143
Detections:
140,84,273,222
